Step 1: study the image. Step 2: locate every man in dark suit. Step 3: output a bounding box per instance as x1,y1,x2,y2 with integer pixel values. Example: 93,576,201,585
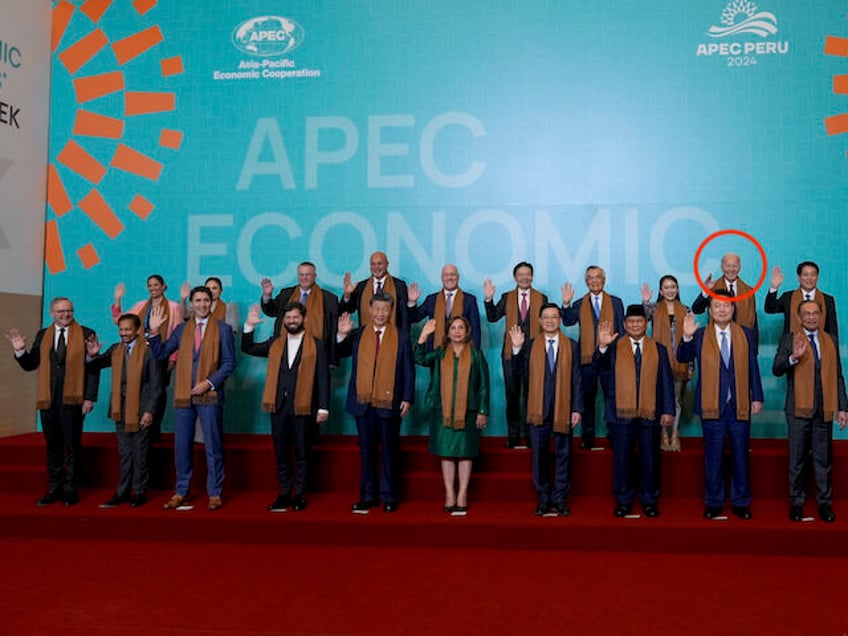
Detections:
594,305,675,518
8,297,99,506
764,261,839,341
407,263,481,349
259,260,339,364
147,286,235,511
242,302,330,512
339,251,409,332
772,300,848,522
677,290,764,519
484,261,548,449
691,253,759,349
337,293,414,513
560,265,625,449
86,313,162,508
509,303,582,516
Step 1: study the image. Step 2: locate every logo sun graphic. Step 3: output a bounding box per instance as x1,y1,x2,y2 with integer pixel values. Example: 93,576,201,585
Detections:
720,0,758,26
46,0,183,274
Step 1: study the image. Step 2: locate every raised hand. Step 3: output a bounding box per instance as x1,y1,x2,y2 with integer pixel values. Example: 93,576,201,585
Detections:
561,282,575,306
508,324,525,349
148,304,166,334
179,281,191,301
6,328,26,352
246,304,264,327
791,332,808,360
337,312,353,338
770,266,784,290
597,320,618,347
703,273,716,291
260,277,274,297
342,272,355,298
85,333,102,357
682,312,697,338
421,318,437,337
113,282,126,303
407,282,421,304
640,282,652,303
482,278,495,301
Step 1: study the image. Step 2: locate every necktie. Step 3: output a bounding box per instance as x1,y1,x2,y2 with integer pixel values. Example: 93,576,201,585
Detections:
56,328,66,363
194,322,203,353
445,292,454,318
728,283,735,296
634,341,642,400
809,333,820,364
720,331,730,367
126,343,133,360
805,293,812,301
593,296,600,320
374,329,382,359
375,281,383,295
546,338,555,372
520,292,528,321
300,290,308,305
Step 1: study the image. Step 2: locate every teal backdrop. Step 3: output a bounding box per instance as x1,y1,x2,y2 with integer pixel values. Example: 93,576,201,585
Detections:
44,0,848,438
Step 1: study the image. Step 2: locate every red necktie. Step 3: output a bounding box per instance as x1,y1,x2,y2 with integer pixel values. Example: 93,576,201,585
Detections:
194,322,203,352
520,292,528,321
374,329,382,358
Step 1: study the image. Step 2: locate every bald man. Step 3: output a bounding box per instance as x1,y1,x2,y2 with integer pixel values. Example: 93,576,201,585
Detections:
340,251,409,332
691,253,759,350
407,264,481,350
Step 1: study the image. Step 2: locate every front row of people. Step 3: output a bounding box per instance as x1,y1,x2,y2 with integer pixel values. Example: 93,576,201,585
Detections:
8,290,847,522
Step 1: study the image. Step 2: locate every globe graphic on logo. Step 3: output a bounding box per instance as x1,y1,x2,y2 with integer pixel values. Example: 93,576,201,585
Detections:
234,16,303,56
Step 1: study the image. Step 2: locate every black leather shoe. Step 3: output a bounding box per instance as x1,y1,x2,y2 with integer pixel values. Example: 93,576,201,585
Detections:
580,439,594,450
614,504,632,517
732,506,752,520
130,493,147,507
554,501,570,517
818,504,836,523
35,491,63,507
352,500,377,513
504,439,518,449
382,501,398,513
642,504,660,518
63,491,80,506
99,493,130,508
534,502,549,516
789,505,803,522
293,494,307,511
268,494,292,512
704,506,723,519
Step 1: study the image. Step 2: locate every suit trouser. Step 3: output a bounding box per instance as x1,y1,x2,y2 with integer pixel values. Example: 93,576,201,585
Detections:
787,415,833,506
270,411,310,496
609,418,661,506
502,359,529,444
355,407,401,503
40,404,84,495
115,423,151,496
528,422,571,505
702,410,751,508
580,365,610,443
173,404,225,497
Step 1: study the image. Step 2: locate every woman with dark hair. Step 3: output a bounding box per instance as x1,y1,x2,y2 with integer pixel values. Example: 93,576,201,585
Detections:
181,277,240,330
414,316,489,514
642,275,692,451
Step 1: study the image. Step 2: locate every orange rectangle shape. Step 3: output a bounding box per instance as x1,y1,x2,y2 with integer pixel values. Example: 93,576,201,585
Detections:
834,75,848,95
59,29,108,75
73,110,124,139
160,56,184,76
56,139,107,184
159,129,183,149
112,26,163,65
129,194,154,220
52,1,75,52
78,189,124,238
77,243,100,269
111,144,163,181
824,36,848,57
45,220,67,275
74,71,125,103
80,0,112,23
133,0,157,15
47,164,73,216
824,113,848,136
124,91,175,116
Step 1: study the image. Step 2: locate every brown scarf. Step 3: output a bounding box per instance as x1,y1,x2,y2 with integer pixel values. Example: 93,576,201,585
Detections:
174,318,221,407
261,334,317,415
713,278,756,329
788,289,827,335
614,337,659,420
792,331,838,421
110,336,146,431
651,300,690,380
700,323,751,420
579,293,614,364
359,276,398,326
432,289,464,349
501,288,544,359
526,333,573,433
288,285,325,341
355,324,399,408
440,343,471,429
36,322,85,409
140,296,171,340
210,300,227,322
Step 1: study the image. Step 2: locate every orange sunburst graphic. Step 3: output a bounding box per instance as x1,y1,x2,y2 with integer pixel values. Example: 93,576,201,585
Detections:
824,35,848,146
46,0,183,274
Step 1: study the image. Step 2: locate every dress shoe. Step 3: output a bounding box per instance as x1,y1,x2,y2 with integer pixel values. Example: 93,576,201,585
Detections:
352,500,377,514
383,501,398,513
789,505,803,522
534,502,549,516
818,504,836,523
642,504,660,518
444,504,456,513
63,491,80,506
504,439,518,449
451,505,468,516
704,506,723,519
207,496,224,511
130,493,147,507
99,493,130,508
732,506,752,520
35,491,63,507
163,493,189,510
580,439,594,450
554,501,570,517
614,504,632,518
292,494,307,511
268,494,292,512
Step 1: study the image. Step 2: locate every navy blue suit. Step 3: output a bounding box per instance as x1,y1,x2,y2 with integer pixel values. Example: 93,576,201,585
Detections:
337,325,415,504
408,290,481,349
561,293,625,446
677,325,764,508
149,319,235,498
593,338,675,507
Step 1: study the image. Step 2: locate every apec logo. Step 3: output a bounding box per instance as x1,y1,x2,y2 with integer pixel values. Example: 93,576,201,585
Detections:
232,16,305,57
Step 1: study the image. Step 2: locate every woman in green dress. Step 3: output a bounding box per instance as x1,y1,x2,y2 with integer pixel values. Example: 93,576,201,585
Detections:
414,316,489,514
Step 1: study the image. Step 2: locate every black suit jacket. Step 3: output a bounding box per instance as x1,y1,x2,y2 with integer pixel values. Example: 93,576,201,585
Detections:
339,276,409,332
87,343,162,421
764,289,839,342
511,336,584,418
485,289,549,361
261,286,339,364
772,331,848,417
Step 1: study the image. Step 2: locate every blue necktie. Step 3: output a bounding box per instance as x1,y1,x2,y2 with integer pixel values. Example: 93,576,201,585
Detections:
300,290,308,305
634,341,642,402
593,296,600,320
720,331,730,367
547,339,556,372
809,333,820,365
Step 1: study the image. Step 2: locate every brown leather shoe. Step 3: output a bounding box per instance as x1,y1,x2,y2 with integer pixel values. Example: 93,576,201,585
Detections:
163,494,188,510
208,496,223,511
